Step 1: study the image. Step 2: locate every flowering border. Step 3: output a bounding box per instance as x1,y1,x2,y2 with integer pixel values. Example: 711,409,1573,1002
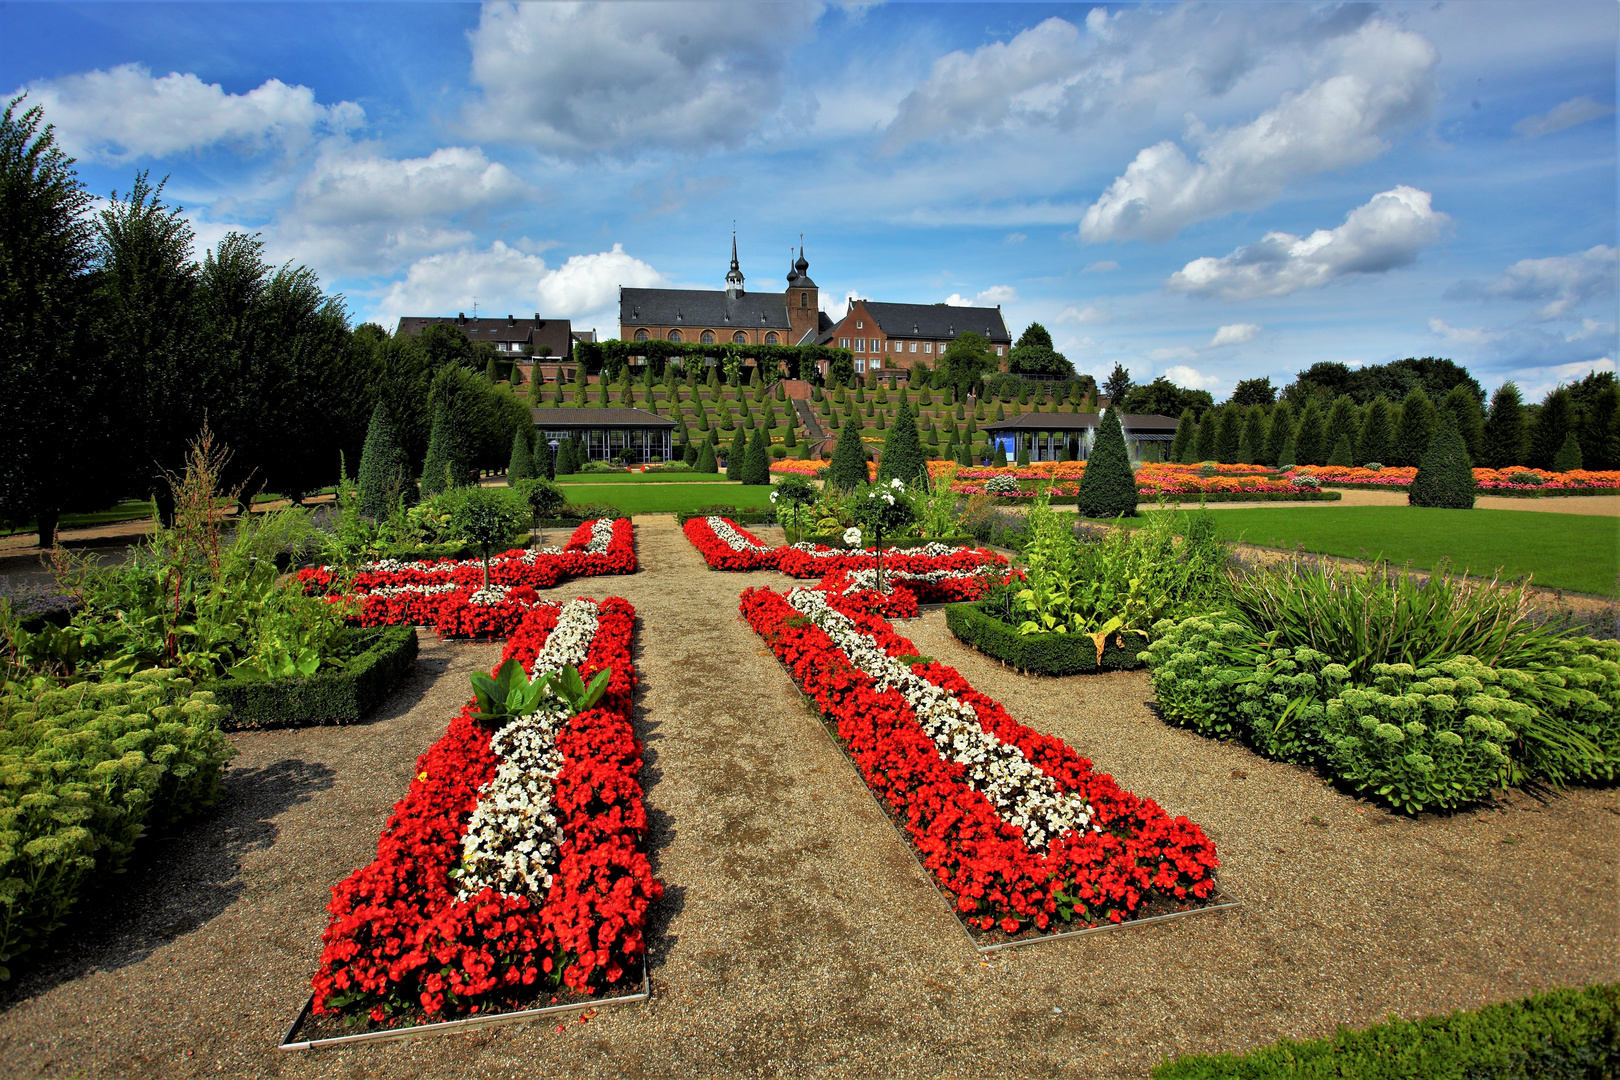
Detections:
740,585,1219,941
308,597,662,1026
683,516,779,571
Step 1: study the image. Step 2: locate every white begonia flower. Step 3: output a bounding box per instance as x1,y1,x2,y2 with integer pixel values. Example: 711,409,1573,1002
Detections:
843,527,863,546
770,490,779,502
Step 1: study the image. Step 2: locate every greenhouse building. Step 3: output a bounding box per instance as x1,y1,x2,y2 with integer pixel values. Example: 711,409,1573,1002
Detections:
530,407,677,465
982,412,1180,463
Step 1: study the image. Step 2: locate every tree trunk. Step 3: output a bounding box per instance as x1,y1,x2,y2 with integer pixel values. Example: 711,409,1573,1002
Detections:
154,485,176,529
36,508,59,550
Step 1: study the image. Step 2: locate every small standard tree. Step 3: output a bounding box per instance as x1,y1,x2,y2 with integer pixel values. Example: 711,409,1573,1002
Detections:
357,402,412,517
1076,407,1137,518
771,474,817,543
851,478,916,592
1409,411,1476,509
452,486,530,589
506,428,533,486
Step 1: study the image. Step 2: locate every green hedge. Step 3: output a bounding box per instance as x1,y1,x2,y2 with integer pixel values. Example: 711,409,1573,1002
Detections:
674,505,779,526
798,534,977,548
946,601,1147,675
1147,490,1344,504
215,626,418,730
0,670,234,977
1154,983,1619,1080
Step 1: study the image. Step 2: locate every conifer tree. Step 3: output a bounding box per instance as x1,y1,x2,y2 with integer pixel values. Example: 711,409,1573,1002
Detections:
1195,409,1218,461
1409,411,1476,509
827,429,868,492
1483,382,1527,468
1239,406,1266,465
1392,388,1437,467
419,397,468,496
726,427,747,480
1553,431,1584,472
1327,434,1353,467
358,402,412,517
1357,396,1393,465
1322,395,1359,459
1077,408,1137,518
1015,437,1031,466
506,428,533,485
993,440,1009,468
538,436,555,480
742,425,770,485
683,440,698,466
1179,419,1201,464
1441,384,1486,462
695,439,717,473
1216,405,1242,463
1294,400,1326,466
1530,386,1575,469
878,404,927,486
1265,401,1294,466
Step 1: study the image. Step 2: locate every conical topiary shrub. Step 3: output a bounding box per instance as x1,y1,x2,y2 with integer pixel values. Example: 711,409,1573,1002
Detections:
1327,434,1354,467
1076,407,1138,519
695,439,717,473
1553,430,1584,473
419,397,469,497
877,404,927,487
1409,411,1476,509
827,429,869,492
726,427,747,480
742,425,771,485
506,428,533,485
357,402,412,517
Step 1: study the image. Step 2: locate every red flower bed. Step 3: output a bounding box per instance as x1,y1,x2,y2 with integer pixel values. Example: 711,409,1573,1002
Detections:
310,598,661,1024
774,543,1006,580
740,587,1218,934
683,516,779,571
814,564,1010,606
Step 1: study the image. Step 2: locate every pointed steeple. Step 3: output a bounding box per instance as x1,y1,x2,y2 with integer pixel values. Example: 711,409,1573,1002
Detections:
786,247,799,285
725,231,745,298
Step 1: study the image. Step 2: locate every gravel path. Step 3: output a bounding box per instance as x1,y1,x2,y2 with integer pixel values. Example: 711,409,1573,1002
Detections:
0,515,1614,1079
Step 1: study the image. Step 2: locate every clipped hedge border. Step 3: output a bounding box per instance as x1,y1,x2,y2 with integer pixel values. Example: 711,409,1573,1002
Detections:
945,601,1147,675
674,506,778,526
1144,489,1343,503
1153,982,1619,1080
534,513,630,528
215,625,419,730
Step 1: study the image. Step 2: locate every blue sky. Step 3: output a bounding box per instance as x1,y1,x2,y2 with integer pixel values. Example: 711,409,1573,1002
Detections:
4,1,1615,400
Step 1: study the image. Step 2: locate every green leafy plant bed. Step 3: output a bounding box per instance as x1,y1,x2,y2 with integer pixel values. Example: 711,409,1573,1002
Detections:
946,601,1147,674
1153,982,1619,1080
215,625,419,730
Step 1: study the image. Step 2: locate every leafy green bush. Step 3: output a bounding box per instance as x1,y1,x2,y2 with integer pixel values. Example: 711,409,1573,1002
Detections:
214,625,417,729
1153,982,1619,1080
0,669,234,977
515,478,566,522
947,602,1148,674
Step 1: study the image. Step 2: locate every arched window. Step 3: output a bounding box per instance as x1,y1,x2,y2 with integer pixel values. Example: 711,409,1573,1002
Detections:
800,292,808,308
765,332,778,344
733,331,748,344
634,329,649,341
701,330,715,344
669,329,682,342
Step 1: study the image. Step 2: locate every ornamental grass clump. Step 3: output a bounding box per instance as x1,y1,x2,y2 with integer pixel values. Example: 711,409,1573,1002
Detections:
1142,558,1620,813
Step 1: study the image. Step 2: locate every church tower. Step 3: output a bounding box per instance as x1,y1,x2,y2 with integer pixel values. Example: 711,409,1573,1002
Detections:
786,242,819,344
725,233,745,299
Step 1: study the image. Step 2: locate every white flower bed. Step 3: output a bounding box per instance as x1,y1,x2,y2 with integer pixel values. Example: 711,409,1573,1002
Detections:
787,540,960,560
467,585,512,606
456,599,600,900
787,588,1096,850
577,519,616,554
830,564,1002,595
360,582,461,599
706,516,772,553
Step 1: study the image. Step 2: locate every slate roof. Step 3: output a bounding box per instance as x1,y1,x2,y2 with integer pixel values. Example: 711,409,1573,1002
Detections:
863,302,1012,343
982,411,1180,432
396,315,573,357
619,288,792,330
530,407,675,429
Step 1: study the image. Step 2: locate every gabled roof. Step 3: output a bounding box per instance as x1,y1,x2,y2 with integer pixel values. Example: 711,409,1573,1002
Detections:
982,411,1180,433
531,407,676,428
397,315,574,357
860,301,1012,343
620,287,791,330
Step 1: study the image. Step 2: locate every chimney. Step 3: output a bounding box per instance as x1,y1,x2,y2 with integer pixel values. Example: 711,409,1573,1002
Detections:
534,312,540,322
507,314,514,325
457,312,465,324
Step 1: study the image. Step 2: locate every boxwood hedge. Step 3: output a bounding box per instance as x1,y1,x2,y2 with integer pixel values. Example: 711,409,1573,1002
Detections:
945,601,1147,675
214,625,418,730
1153,982,1619,1080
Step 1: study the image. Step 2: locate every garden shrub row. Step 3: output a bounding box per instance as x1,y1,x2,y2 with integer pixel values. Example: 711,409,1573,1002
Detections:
0,669,234,977
946,602,1148,674
674,505,778,526
214,625,419,730
1153,982,1619,1080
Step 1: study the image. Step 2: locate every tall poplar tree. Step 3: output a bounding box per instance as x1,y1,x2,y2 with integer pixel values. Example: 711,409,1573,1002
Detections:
1392,388,1437,467
1441,384,1486,463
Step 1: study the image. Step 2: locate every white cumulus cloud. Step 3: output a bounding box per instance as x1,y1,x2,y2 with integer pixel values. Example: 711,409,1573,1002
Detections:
1445,245,1617,320
465,1,822,157
1209,323,1261,346
1513,95,1615,139
280,145,534,273
945,285,1018,307
1167,186,1448,301
1056,305,1109,325
1162,364,1225,390
18,63,362,162
1081,19,1436,243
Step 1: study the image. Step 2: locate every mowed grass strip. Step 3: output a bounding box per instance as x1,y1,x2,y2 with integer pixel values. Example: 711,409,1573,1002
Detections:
1142,506,1620,597
554,473,737,485
563,483,776,516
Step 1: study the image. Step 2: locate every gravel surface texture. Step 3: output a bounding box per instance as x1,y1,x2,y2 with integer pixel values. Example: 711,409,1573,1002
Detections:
0,514,1614,1079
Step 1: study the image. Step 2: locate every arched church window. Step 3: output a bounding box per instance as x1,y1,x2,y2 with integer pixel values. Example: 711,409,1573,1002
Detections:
733,331,748,344
765,332,778,344
701,330,715,344
669,329,682,342
634,329,649,341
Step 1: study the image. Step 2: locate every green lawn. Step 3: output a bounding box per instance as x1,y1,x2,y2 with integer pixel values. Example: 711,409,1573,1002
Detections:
554,472,736,484
562,483,777,516
1134,506,1620,596
2,500,156,537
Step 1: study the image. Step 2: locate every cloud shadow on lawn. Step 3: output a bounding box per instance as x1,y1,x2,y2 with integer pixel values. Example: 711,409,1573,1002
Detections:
0,757,336,1013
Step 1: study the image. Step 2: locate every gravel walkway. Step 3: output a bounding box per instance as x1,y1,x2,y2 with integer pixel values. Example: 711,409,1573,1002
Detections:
0,515,1614,1079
